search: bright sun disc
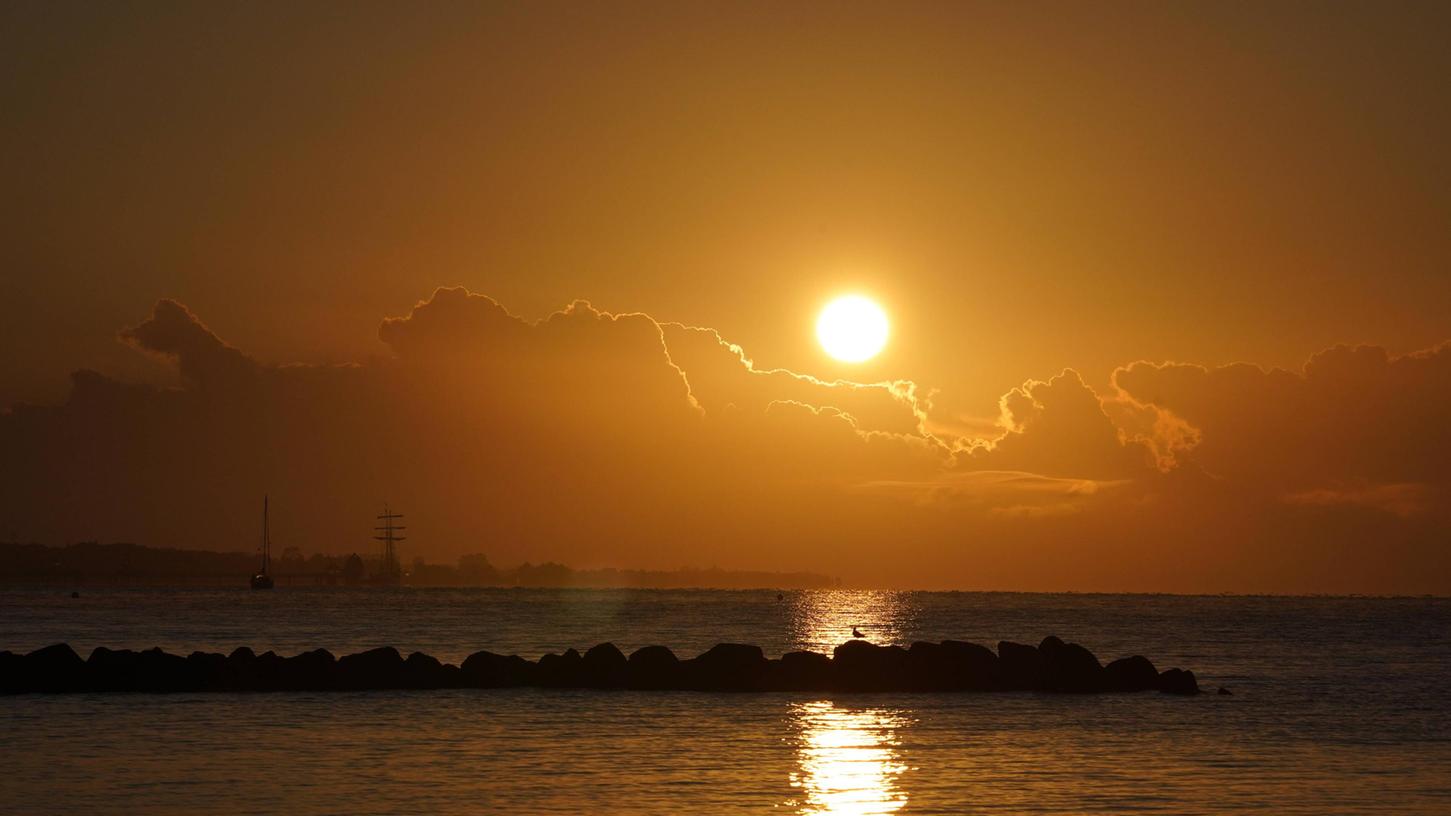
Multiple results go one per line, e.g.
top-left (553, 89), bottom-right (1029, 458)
top-left (816, 295), bottom-right (889, 362)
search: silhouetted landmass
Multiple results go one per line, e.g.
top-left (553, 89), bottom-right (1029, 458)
top-left (0, 636), bottom-right (1201, 695)
top-left (0, 542), bottom-right (836, 589)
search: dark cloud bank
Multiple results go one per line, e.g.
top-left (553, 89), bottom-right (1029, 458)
top-left (2, 287), bottom-right (1447, 593)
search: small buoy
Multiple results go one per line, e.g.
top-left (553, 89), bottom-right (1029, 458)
top-left (776, 593), bottom-right (783, 602)
top-left (70, 591), bottom-right (80, 599)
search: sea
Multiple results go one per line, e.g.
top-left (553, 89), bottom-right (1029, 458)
top-left (1, 588), bottom-right (1448, 814)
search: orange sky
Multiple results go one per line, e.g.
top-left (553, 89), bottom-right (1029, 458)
top-left (2, 3), bottom-right (1448, 592)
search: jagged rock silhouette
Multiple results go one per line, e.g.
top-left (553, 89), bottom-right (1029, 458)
top-left (0, 637), bottom-right (1201, 695)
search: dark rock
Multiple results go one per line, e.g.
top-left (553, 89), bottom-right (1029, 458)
top-left (133, 647), bottom-right (193, 692)
top-left (224, 646), bottom-right (259, 690)
top-left (579, 643), bottom-right (628, 689)
top-left (696, 643), bottom-right (765, 666)
top-left (1218, 686), bottom-right (1232, 696)
top-left (908, 640), bottom-right (997, 691)
top-left (253, 650), bottom-right (286, 690)
top-left (941, 641), bottom-right (999, 681)
top-left (86, 644), bottom-right (194, 688)
top-left (626, 646), bottom-right (680, 690)
top-left (833, 640), bottom-right (910, 691)
top-left (683, 643), bottom-right (769, 691)
top-left (21, 643), bottom-right (87, 693)
top-left (536, 649), bottom-right (582, 687)
top-left (337, 647), bottom-right (405, 690)
top-left (460, 649), bottom-right (536, 688)
top-left (1103, 655), bottom-right (1159, 692)
top-left (187, 651), bottom-right (229, 691)
top-left (280, 648), bottom-right (336, 691)
top-left (87, 647), bottom-right (141, 691)
top-left (403, 651), bottom-right (454, 689)
top-left (1043, 641), bottom-right (1104, 693)
top-left (773, 650), bottom-right (832, 691)
top-left (905, 641), bottom-right (946, 690)
top-left (1, 637), bottom-right (1202, 696)
top-left (0, 650), bottom-right (20, 694)
top-left (1157, 668), bottom-right (1200, 695)
top-left (223, 644), bottom-right (264, 688)
top-left (1038, 635), bottom-right (1067, 657)
top-left (627, 645), bottom-right (678, 667)
top-left (996, 641), bottom-right (1046, 690)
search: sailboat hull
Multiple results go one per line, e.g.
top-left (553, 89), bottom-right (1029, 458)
top-left (250, 573), bottom-right (274, 590)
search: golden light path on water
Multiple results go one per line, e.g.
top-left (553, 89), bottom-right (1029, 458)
top-left (784, 590), bottom-right (917, 814)
top-left (786, 590), bottom-right (916, 653)
top-left (788, 701), bottom-right (912, 815)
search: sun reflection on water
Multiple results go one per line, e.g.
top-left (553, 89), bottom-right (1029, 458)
top-left (788, 701), bottom-right (911, 815)
top-left (787, 589), bottom-right (917, 653)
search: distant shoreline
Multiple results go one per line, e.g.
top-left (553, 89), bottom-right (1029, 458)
top-left (0, 541), bottom-right (838, 591)
top-left (4, 542), bottom-right (1446, 598)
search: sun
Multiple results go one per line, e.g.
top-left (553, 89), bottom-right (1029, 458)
top-left (816, 295), bottom-right (889, 363)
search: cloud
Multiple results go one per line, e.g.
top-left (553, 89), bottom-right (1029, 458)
top-left (118, 299), bottom-right (258, 387)
top-left (858, 470), bottom-right (1127, 516)
top-left (0, 288), bottom-right (949, 572)
top-left (2, 288), bottom-right (1449, 593)
top-left (377, 286), bottom-right (529, 359)
top-left (961, 369), bottom-right (1153, 480)
top-left (1112, 342), bottom-right (1451, 492)
top-left (378, 287), bottom-right (701, 427)
top-left (1284, 482), bottom-right (1441, 519)
top-left (659, 322), bottom-right (930, 436)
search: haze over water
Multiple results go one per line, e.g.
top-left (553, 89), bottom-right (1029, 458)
top-left (4, 588), bottom-right (1448, 814)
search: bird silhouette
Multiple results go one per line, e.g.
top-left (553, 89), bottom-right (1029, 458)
top-left (852, 626), bottom-right (864, 638)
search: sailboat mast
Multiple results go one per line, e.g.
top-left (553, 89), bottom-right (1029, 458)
top-left (262, 494), bottom-right (270, 574)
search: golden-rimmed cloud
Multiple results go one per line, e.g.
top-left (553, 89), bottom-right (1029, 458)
top-left (1112, 342), bottom-right (1451, 506)
top-left (2, 287), bottom-right (1448, 592)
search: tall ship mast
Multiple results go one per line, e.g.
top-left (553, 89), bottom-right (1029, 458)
top-left (371, 504), bottom-right (405, 586)
top-left (250, 495), bottom-right (275, 590)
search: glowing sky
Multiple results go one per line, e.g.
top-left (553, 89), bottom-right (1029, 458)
top-left (1, 3), bottom-right (1448, 592)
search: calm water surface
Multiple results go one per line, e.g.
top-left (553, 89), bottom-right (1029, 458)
top-left (2, 588), bottom-right (1448, 814)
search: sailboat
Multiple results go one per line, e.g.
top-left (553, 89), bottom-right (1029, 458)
top-left (250, 495), bottom-right (275, 590)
